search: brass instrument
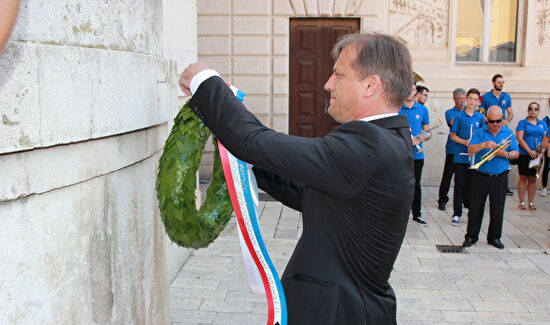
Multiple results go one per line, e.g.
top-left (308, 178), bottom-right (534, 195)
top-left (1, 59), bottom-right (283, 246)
top-left (416, 102), bottom-right (443, 153)
top-left (427, 101), bottom-right (444, 132)
top-left (458, 124), bottom-right (476, 169)
top-left (476, 106), bottom-right (486, 115)
top-left (535, 142), bottom-right (544, 178)
top-left (471, 133), bottom-right (515, 170)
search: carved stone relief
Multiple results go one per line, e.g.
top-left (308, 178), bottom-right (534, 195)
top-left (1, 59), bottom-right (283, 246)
top-left (390, 0), bottom-right (449, 48)
top-left (537, 0), bottom-right (550, 46)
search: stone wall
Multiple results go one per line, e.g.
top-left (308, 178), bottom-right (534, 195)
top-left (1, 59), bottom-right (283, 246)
top-left (197, 0), bottom-right (550, 186)
top-left (0, 0), bottom-right (193, 324)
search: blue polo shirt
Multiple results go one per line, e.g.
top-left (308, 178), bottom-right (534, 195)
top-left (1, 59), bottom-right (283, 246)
top-left (399, 102), bottom-right (429, 160)
top-left (444, 107), bottom-right (463, 155)
top-left (450, 110), bottom-right (485, 164)
top-left (515, 118), bottom-right (548, 155)
top-left (470, 126), bottom-right (519, 175)
top-left (480, 90), bottom-right (512, 118)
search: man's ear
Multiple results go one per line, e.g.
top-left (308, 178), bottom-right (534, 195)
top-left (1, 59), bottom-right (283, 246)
top-left (364, 75), bottom-right (381, 98)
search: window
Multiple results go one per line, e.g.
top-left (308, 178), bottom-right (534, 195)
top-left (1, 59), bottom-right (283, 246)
top-left (455, 0), bottom-right (521, 63)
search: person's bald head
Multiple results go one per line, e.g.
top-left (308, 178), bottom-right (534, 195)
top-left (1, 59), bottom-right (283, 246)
top-left (487, 106), bottom-right (503, 120)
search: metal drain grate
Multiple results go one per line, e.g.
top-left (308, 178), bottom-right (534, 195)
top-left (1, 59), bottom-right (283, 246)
top-left (436, 245), bottom-right (466, 253)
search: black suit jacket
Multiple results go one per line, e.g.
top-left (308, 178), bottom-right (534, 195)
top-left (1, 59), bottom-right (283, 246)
top-left (189, 76), bottom-right (414, 325)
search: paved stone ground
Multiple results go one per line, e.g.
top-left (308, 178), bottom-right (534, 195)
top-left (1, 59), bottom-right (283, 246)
top-left (170, 187), bottom-right (550, 325)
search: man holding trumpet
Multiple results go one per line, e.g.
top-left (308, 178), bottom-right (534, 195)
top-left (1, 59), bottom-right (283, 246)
top-left (463, 106), bottom-right (519, 249)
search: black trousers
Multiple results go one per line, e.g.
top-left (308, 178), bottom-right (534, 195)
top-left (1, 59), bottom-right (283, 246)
top-left (465, 171), bottom-right (508, 242)
top-left (412, 159), bottom-right (424, 218)
top-left (438, 154), bottom-right (455, 204)
top-left (453, 163), bottom-right (471, 217)
top-left (543, 154), bottom-right (549, 188)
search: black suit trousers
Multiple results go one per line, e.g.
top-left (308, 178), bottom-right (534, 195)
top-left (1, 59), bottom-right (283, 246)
top-left (412, 159), bottom-right (424, 218)
top-left (453, 163), bottom-right (471, 217)
top-left (438, 154), bottom-right (455, 204)
top-left (466, 171), bottom-right (507, 242)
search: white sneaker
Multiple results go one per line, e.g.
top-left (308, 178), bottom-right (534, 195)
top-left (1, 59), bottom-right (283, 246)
top-left (540, 188), bottom-right (547, 197)
top-left (451, 216), bottom-right (460, 226)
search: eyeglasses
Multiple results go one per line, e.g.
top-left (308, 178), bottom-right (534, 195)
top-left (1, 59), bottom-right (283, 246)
top-left (528, 107), bottom-right (540, 111)
top-left (488, 119), bottom-right (502, 124)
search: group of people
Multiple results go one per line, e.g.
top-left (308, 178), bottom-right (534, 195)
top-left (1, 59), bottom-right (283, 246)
top-left (406, 73), bottom-right (550, 249)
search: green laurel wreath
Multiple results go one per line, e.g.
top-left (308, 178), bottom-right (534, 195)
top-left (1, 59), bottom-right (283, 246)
top-left (156, 101), bottom-right (233, 249)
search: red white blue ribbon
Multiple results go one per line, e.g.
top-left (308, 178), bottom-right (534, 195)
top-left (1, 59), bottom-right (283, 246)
top-left (218, 83), bottom-right (287, 325)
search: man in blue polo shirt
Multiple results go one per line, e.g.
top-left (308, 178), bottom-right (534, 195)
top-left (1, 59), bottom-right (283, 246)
top-left (480, 74), bottom-right (513, 124)
top-left (463, 106), bottom-right (519, 249)
top-left (449, 88), bottom-right (485, 225)
top-left (480, 73), bottom-right (515, 196)
top-left (437, 88), bottom-right (466, 211)
top-left (399, 85), bottom-right (430, 225)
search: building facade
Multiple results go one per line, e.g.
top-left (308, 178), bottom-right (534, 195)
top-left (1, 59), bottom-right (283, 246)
top-left (197, 0), bottom-right (550, 186)
top-left (0, 0), bottom-right (196, 324)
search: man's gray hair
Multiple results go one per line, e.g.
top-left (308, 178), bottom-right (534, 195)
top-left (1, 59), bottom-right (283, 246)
top-left (331, 32), bottom-right (414, 108)
top-left (452, 88), bottom-right (466, 99)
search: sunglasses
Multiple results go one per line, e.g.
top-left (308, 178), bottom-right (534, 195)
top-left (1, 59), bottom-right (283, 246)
top-left (528, 107), bottom-right (540, 111)
top-left (488, 119), bottom-right (502, 124)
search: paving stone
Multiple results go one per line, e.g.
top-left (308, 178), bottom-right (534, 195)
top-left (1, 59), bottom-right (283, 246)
top-left (470, 300), bottom-right (528, 313)
top-left (171, 287), bottom-right (227, 301)
top-left (403, 278), bottom-right (460, 290)
top-left (170, 297), bottom-right (202, 311)
top-left (394, 288), bottom-right (444, 299)
top-left (397, 309), bottom-right (446, 321)
top-left (171, 309), bottom-right (216, 323)
top-left (171, 278), bottom-right (220, 290)
top-left (225, 290), bottom-right (265, 303)
top-left (199, 300), bottom-right (254, 313)
top-left (212, 312), bottom-right (265, 324)
top-left (420, 299), bottom-right (474, 311)
top-left (513, 312), bottom-right (550, 324)
top-left (442, 311), bottom-right (519, 323)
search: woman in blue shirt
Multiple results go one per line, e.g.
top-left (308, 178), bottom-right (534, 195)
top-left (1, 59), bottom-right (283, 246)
top-left (515, 102), bottom-right (547, 210)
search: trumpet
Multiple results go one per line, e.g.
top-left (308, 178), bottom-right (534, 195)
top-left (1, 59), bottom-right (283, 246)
top-left (535, 142), bottom-right (545, 178)
top-left (458, 124), bottom-right (476, 169)
top-left (471, 133), bottom-right (515, 170)
top-left (476, 106), bottom-right (486, 115)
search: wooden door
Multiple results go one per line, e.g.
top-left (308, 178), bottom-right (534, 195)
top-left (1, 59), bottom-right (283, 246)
top-left (289, 18), bottom-right (360, 137)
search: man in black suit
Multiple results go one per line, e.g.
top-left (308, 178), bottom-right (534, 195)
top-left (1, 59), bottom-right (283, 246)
top-left (179, 33), bottom-right (414, 325)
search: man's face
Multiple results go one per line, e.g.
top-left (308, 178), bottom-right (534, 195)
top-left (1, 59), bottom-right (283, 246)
top-left (487, 110), bottom-right (503, 133)
top-left (324, 46), bottom-right (368, 123)
top-left (454, 94), bottom-right (466, 109)
top-left (466, 93), bottom-right (479, 109)
top-left (417, 90), bottom-right (429, 104)
top-left (492, 77), bottom-right (505, 91)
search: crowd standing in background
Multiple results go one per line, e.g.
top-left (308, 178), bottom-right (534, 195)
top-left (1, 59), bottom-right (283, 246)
top-left (408, 73), bottom-right (550, 248)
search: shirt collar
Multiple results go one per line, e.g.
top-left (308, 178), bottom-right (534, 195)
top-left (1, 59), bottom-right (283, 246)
top-left (358, 113), bottom-right (398, 122)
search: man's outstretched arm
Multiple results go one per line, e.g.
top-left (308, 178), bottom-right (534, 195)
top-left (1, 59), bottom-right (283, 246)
top-left (0, 0), bottom-right (20, 53)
